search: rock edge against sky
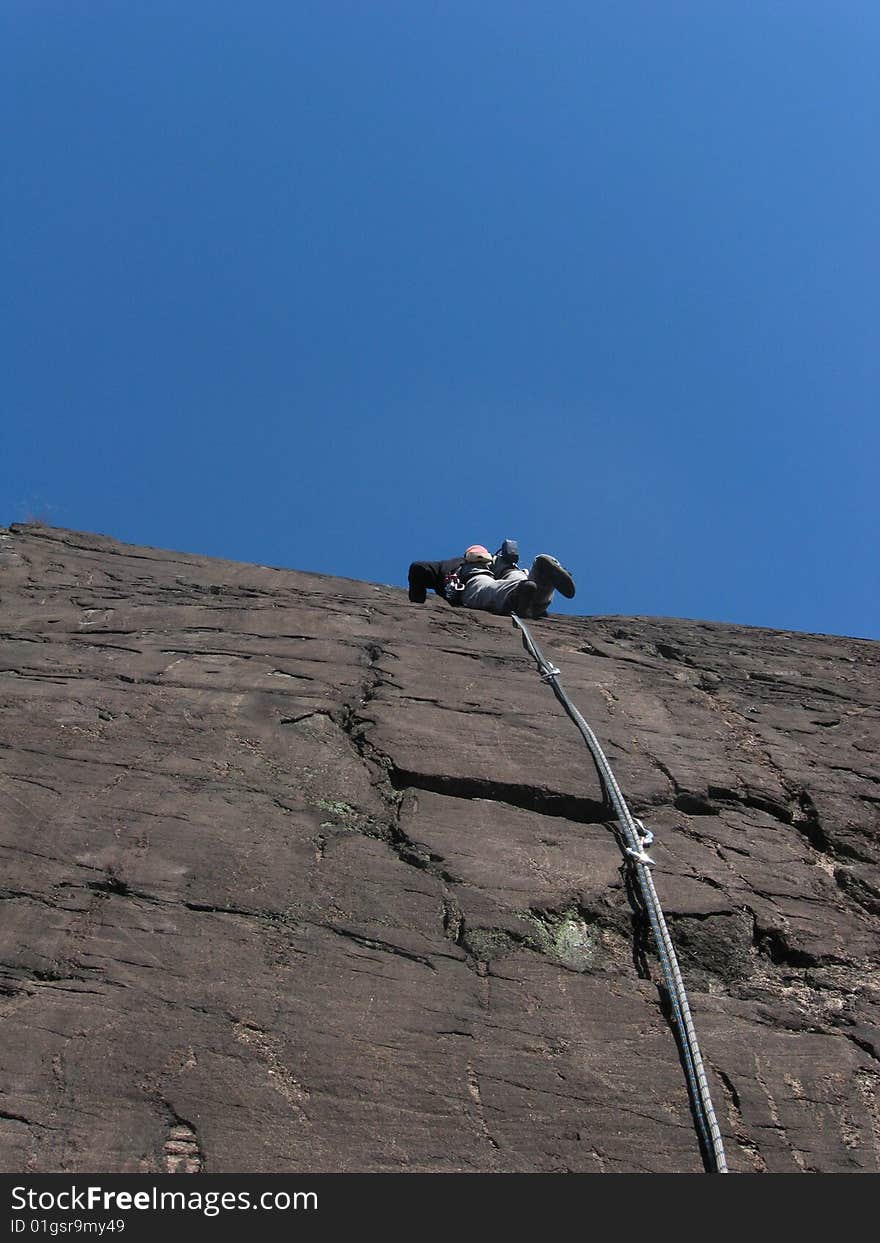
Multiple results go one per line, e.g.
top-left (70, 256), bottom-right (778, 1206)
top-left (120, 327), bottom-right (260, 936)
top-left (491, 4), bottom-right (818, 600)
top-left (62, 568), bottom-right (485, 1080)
top-left (0, 524), bottom-right (878, 1172)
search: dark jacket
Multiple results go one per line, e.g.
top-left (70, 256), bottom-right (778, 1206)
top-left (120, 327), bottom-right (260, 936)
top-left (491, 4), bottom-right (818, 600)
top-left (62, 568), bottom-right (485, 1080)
top-left (407, 557), bottom-right (467, 604)
top-left (409, 542), bottom-right (516, 604)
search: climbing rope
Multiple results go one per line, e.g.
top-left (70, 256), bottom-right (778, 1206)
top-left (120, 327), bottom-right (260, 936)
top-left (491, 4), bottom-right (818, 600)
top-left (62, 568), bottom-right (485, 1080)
top-left (511, 614), bottom-right (729, 1174)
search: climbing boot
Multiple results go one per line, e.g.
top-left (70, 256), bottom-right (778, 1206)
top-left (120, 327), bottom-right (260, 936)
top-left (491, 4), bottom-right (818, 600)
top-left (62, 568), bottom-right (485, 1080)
top-left (509, 579), bottom-right (538, 616)
top-left (493, 539), bottom-right (520, 578)
top-left (532, 554), bottom-right (575, 599)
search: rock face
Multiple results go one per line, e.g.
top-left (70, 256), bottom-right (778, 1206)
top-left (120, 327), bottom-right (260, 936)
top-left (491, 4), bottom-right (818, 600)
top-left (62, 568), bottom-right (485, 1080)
top-left (0, 523), bottom-right (878, 1174)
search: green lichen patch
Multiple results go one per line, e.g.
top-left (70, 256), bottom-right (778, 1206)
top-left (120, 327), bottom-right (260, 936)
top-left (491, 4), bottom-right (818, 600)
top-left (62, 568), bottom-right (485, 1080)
top-left (316, 799), bottom-right (357, 819)
top-left (460, 927), bottom-right (527, 962)
top-left (528, 906), bottom-right (603, 972)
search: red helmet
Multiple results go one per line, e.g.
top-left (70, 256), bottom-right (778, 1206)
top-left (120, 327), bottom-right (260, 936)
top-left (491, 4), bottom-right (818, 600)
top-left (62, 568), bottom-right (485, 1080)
top-left (464, 545), bottom-right (493, 564)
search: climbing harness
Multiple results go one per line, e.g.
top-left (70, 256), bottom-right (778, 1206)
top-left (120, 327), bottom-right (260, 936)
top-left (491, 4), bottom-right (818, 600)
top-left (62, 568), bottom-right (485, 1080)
top-left (442, 568), bottom-right (466, 605)
top-left (511, 614), bottom-right (729, 1174)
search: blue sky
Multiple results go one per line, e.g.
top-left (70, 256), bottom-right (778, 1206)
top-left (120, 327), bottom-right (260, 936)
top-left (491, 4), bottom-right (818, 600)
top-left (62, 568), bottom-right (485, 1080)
top-left (2, 2), bottom-right (877, 638)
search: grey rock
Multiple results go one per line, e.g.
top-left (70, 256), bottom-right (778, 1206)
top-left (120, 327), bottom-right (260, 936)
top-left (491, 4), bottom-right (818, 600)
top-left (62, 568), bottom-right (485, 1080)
top-left (0, 524), bottom-right (878, 1173)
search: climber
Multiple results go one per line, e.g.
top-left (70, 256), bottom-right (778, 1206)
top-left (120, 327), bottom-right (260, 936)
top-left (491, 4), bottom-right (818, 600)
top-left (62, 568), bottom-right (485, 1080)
top-left (407, 539), bottom-right (575, 619)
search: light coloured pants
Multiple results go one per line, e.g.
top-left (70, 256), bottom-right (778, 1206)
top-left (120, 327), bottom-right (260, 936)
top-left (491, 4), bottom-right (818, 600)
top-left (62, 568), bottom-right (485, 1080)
top-left (460, 567), bottom-right (554, 615)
